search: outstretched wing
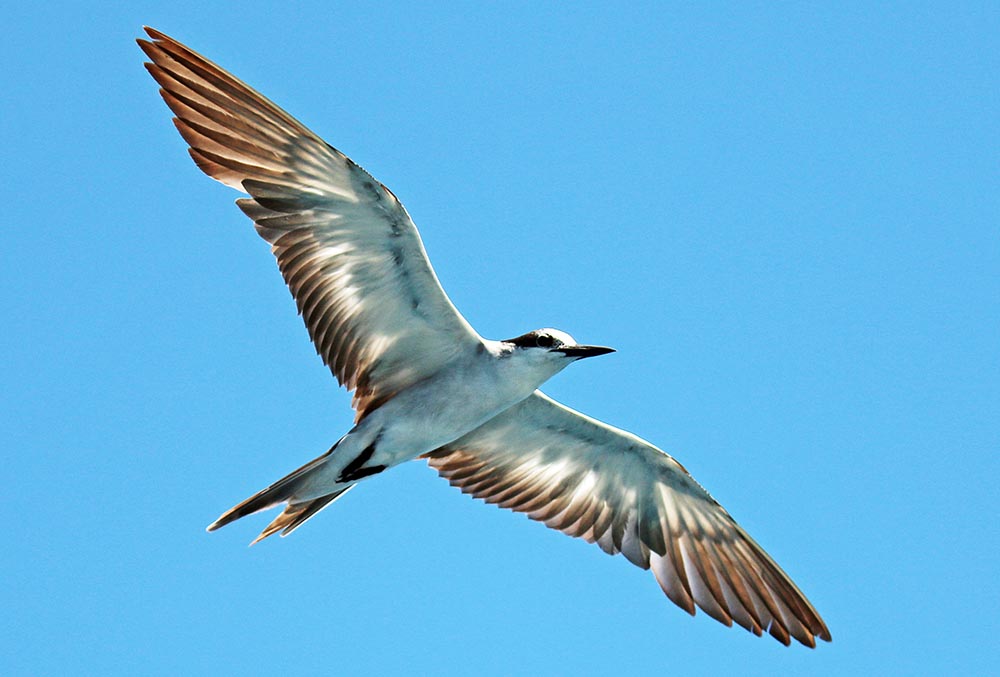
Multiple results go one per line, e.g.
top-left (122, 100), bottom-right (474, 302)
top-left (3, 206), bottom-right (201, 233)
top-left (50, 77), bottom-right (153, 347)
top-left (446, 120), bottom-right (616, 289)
top-left (138, 28), bottom-right (482, 419)
top-left (426, 392), bottom-right (831, 647)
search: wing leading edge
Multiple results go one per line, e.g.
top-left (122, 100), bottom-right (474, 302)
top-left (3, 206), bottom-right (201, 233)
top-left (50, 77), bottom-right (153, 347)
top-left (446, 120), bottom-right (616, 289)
top-left (426, 392), bottom-right (831, 646)
top-left (138, 28), bottom-right (482, 420)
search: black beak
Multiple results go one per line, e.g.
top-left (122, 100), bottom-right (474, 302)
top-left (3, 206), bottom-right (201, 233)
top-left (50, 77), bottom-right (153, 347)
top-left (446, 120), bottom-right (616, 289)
top-left (556, 345), bottom-right (616, 359)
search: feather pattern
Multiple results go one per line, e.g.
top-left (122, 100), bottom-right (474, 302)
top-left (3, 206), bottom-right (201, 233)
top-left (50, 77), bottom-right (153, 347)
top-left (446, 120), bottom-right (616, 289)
top-left (426, 392), bottom-right (831, 647)
top-left (138, 27), bottom-right (482, 420)
top-left (139, 29), bottom-right (830, 647)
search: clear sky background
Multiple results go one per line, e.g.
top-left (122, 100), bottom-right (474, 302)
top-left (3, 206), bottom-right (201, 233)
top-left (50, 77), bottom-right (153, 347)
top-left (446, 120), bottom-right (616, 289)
top-left (3, 2), bottom-right (998, 675)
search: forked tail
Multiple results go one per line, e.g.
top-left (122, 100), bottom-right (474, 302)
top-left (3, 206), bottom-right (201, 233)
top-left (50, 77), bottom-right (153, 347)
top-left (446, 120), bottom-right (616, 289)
top-left (207, 440), bottom-right (355, 544)
top-left (247, 485), bottom-right (354, 544)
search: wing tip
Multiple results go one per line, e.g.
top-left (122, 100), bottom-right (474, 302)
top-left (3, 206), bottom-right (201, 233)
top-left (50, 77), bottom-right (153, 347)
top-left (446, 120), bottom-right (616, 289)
top-left (137, 25), bottom-right (169, 51)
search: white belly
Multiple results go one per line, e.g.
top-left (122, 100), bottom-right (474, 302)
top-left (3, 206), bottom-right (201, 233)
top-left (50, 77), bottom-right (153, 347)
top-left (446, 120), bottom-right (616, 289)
top-left (371, 370), bottom-right (527, 460)
top-left (295, 342), bottom-right (566, 500)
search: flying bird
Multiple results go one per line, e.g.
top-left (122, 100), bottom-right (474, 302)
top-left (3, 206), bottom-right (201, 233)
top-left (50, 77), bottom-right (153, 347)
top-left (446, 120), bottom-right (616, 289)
top-left (138, 27), bottom-right (831, 647)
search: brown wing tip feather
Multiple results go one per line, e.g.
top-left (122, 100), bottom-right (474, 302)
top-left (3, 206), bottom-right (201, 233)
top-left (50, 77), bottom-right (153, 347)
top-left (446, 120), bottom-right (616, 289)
top-left (141, 26), bottom-right (179, 47)
top-left (428, 448), bottom-right (831, 648)
top-left (136, 27), bottom-right (165, 54)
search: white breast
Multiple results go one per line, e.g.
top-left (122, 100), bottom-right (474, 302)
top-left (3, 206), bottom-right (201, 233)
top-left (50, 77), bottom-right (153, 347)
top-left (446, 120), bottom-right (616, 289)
top-left (371, 342), bottom-right (559, 460)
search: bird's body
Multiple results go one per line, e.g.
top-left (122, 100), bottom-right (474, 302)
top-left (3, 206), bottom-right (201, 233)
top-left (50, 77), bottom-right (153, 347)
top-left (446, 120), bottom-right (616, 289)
top-left (138, 27), bottom-right (831, 647)
top-left (247, 335), bottom-right (584, 508)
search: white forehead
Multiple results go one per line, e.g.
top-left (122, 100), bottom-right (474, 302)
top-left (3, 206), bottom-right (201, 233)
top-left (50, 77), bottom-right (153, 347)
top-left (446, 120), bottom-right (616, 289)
top-left (540, 328), bottom-right (577, 345)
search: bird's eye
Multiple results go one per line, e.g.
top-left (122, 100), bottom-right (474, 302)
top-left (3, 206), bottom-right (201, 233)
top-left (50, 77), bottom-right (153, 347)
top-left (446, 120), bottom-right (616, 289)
top-left (535, 335), bottom-right (555, 349)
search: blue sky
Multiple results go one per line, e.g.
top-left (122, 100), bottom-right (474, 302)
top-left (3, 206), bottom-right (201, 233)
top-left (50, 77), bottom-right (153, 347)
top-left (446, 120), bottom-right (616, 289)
top-left (3, 2), bottom-right (998, 675)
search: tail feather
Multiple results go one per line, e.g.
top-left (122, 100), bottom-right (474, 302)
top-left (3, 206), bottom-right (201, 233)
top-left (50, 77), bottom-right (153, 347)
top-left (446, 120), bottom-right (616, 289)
top-left (250, 485), bottom-right (355, 545)
top-left (207, 437), bottom-right (347, 536)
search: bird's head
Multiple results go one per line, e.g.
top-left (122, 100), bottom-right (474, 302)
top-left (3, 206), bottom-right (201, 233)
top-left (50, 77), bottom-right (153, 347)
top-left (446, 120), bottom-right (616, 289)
top-left (501, 328), bottom-right (615, 370)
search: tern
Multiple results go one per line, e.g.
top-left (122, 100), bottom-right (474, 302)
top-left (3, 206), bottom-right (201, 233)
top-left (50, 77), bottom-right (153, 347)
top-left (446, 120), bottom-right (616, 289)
top-left (138, 27), bottom-right (831, 647)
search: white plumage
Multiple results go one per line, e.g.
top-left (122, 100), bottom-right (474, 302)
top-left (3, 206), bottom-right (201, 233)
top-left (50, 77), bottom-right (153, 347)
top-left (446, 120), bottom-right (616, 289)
top-left (138, 27), bottom-right (830, 647)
